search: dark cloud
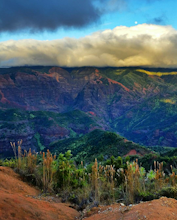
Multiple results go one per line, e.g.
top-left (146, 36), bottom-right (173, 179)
top-left (147, 15), bottom-right (166, 25)
top-left (0, 0), bottom-right (166, 33)
top-left (0, 0), bottom-right (102, 32)
top-left (153, 16), bottom-right (165, 24)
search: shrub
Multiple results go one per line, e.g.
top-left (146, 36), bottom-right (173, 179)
top-left (159, 187), bottom-right (177, 199)
top-left (5, 143), bottom-right (177, 208)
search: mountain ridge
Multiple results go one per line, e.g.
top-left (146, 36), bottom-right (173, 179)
top-left (0, 66), bottom-right (177, 155)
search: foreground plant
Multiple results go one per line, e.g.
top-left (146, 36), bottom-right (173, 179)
top-left (6, 142), bottom-right (177, 207)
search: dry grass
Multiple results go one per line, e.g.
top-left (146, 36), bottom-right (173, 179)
top-left (42, 149), bottom-right (56, 191)
top-left (9, 142), bottom-right (177, 205)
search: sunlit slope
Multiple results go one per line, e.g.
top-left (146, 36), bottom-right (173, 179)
top-left (137, 69), bottom-right (177, 76)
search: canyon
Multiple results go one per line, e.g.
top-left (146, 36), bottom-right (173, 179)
top-left (0, 66), bottom-right (177, 156)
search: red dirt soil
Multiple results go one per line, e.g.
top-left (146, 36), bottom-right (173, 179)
top-left (84, 197), bottom-right (177, 220)
top-left (0, 166), bottom-right (79, 220)
top-left (1, 166), bottom-right (177, 220)
top-left (124, 149), bottom-right (143, 157)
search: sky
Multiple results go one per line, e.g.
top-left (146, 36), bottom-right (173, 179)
top-left (0, 0), bottom-right (177, 68)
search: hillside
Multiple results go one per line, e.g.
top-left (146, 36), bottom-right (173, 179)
top-left (1, 166), bottom-right (177, 220)
top-left (50, 129), bottom-right (150, 162)
top-left (0, 166), bottom-right (79, 220)
top-left (0, 109), bottom-right (104, 158)
top-left (0, 66), bottom-right (177, 153)
top-left (84, 197), bottom-right (177, 220)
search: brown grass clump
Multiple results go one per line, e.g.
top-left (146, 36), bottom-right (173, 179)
top-left (90, 160), bottom-right (116, 203)
top-left (154, 161), bottom-right (165, 190)
top-left (26, 148), bottom-right (37, 173)
top-left (10, 140), bottom-right (23, 169)
top-left (42, 149), bottom-right (56, 192)
top-left (92, 158), bottom-right (98, 200)
top-left (10, 141), bottom-right (17, 160)
top-left (124, 160), bottom-right (146, 204)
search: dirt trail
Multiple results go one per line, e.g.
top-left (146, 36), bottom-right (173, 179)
top-left (0, 166), bottom-right (80, 220)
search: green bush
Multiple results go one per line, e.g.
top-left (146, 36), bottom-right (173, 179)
top-left (159, 187), bottom-right (177, 199)
top-left (3, 147), bottom-right (177, 209)
top-left (3, 159), bottom-right (16, 168)
top-left (0, 159), bottom-right (3, 166)
top-left (135, 191), bottom-right (158, 202)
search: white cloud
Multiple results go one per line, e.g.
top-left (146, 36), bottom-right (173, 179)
top-left (0, 24), bottom-right (177, 68)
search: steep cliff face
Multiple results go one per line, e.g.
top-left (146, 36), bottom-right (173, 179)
top-left (0, 67), bottom-right (133, 114)
top-left (0, 67), bottom-right (74, 111)
top-left (0, 66), bottom-right (177, 154)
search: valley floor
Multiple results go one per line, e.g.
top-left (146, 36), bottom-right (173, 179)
top-left (0, 166), bottom-right (177, 220)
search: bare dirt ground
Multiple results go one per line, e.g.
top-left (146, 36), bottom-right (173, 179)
top-left (0, 166), bottom-right (80, 220)
top-left (124, 149), bottom-right (143, 157)
top-left (84, 197), bottom-right (177, 220)
top-left (1, 166), bottom-right (177, 220)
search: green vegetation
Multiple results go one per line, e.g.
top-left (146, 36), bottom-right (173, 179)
top-left (100, 68), bottom-right (160, 90)
top-left (0, 66), bottom-right (52, 75)
top-left (34, 133), bottom-right (45, 151)
top-left (1, 66), bottom-right (177, 150)
top-left (2, 144), bottom-right (177, 209)
top-left (98, 67), bottom-right (177, 148)
top-left (50, 129), bottom-right (150, 163)
top-left (0, 108), bottom-right (98, 127)
top-left (0, 108), bottom-right (101, 158)
top-left (113, 96), bottom-right (177, 147)
top-left (2, 66), bottom-right (177, 208)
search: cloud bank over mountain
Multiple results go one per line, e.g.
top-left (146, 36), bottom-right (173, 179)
top-left (1, 24), bottom-right (177, 68)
